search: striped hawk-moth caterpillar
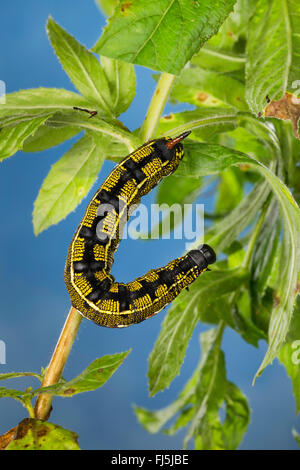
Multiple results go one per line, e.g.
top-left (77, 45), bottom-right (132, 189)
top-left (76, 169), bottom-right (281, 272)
top-left (64, 132), bottom-right (216, 328)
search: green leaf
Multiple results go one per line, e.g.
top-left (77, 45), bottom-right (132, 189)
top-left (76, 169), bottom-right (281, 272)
top-left (157, 174), bottom-right (202, 207)
top-left (207, 181), bottom-right (270, 253)
top-left (156, 108), bottom-right (237, 142)
top-left (93, 0), bottom-right (237, 75)
top-left (171, 67), bottom-right (248, 111)
top-left (148, 269), bottom-right (248, 396)
top-left (47, 110), bottom-right (141, 152)
top-left (101, 56), bottom-right (136, 115)
top-left (245, 0), bottom-right (300, 114)
top-left (186, 328), bottom-right (250, 450)
top-left (23, 124), bottom-right (81, 153)
top-left (47, 17), bottom-right (112, 115)
top-left (141, 326), bottom-right (250, 449)
top-left (175, 141), bottom-right (263, 178)
top-left (0, 88), bottom-right (93, 118)
top-left (33, 132), bottom-right (108, 235)
top-left (0, 113), bottom-right (52, 161)
top-left (5, 418), bottom-right (80, 450)
top-left (178, 140), bottom-right (300, 379)
top-left (95, 0), bottom-right (118, 16)
top-left (192, 47), bottom-right (245, 74)
top-left (215, 167), bottom-right (244, 214)
top-left (141, 174), bottom-right (202, 238)
top-left (252, 171), bottom-right (300, 381)
top-left (214, 381), bottom-right (250, 450)
top-left (0, 387), bottom-right (26, 399)
top-left (33, 350), bottom-right (131, 397)
top-left (250, 200), bottom-right (281, 297)
top-left (278, 297), bottom-right (300, 412)
top-left (134, 366), bottom-right (198, 434)
top-left (191, 0), bottom-right (254, 73)
top-left (0, 372), bottom-right (42, 382)
top-left (218, 126), bottom-right (271, 166)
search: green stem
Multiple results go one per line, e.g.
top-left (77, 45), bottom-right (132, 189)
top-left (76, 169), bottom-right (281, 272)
top-left (22, 397), bottom-right (35, 419)
top-left (139, 72), bottom-right (176, 141)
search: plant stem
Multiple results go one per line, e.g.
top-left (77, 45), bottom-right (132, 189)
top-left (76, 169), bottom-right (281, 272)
top-left (139, 72), bottom-right (176, 141)
top-left (34, 306), bottom-right (82, 420)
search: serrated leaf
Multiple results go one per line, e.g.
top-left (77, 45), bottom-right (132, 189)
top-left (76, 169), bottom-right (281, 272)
top-left (47, 17), bottom-right (112, 115)
top-left (140, 326), bottom-right (250, 450)
top-left (245, 0), bottom-right (300, 114)
top-left (0, 113), bottom-right (52, 161)
top-left (148, 269), bottom-right (248, 396)
top-left (5, 418), bottom-right (80, 450)
top-left (33, 133), bottom-right (108, 235)
top-left (171, 67), bottom-right (247, 111)
top-left (156, 107), bottom-right (237, 142)
top-left (191, 0), bottom-right (254, 73)
top-left (33, 350), bottom-right (131, 397)
top-left (178, 141), bottom-right (300, 379)
top-left (101, 56), bottom-right (136, 115)
top-left (93, 0), bottom-right (237, 75)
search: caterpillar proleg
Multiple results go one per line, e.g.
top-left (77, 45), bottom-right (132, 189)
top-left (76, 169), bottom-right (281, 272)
top-left (64, 132), bottom-right (216, 328)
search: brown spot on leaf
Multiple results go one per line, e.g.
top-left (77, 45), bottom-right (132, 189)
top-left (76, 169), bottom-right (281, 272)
top-left (293, 281), bottom-right (300, 296)
top-left (265, 92), bottom-right (300, 138)
top-left (121, 2), bottom-right (132, 12)
top-left (196, 92), bottom-right (208, 102)
top-left (98, 368), bottom-right (103, 373)
top-left (36, 426), bottom-right (49, 438)
top-left (239, 163), bottom-right (251, 171)
top-left (163, 114), bottom-right (174, 120)
top-left (227, 31), bottom-right (233, 38)
top-left (274, 293), bottom-right (281, 308)
top-left (62, 388), bottom-right (76, 396)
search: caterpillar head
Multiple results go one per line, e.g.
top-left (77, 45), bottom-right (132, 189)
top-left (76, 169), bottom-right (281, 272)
top-left (154, 131), bottom-right (191, 175)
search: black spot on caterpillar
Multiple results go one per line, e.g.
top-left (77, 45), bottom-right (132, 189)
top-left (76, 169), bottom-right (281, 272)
top-left (64, 132), bottom-right (216, 328)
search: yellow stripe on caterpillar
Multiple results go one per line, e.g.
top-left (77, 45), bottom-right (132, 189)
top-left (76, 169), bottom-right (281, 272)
top-left (64, 132), bottom-right (216, 328)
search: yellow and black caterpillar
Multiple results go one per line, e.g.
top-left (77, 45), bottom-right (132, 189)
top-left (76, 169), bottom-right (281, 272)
top-left (64, 132), bottom-right (216, 328)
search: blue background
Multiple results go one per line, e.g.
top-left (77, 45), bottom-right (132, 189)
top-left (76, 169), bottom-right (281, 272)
top-left (0, 0), bottom-right (299, 450)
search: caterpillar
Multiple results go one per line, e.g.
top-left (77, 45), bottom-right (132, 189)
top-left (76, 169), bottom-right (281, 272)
top-left (64, 132), bottom-right (216, 328)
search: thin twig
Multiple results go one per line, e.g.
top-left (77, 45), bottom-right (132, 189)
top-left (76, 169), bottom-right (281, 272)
top-left (34, 306), bottom-right (82, 420)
